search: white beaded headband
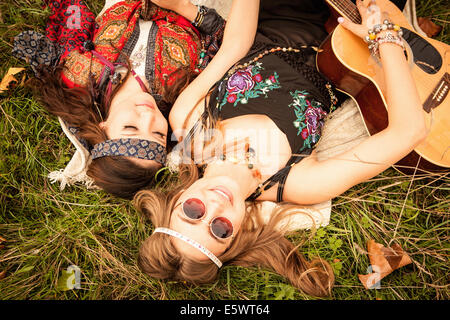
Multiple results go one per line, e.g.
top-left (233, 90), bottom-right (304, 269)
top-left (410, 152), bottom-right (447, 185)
top-left (153, 227), bottom-right (223, 268)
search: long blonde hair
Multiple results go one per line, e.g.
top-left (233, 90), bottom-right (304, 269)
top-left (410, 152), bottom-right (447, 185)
top-left (134, 163), bottom-right (335, 297)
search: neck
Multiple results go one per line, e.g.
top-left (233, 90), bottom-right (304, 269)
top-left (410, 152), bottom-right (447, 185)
top-left (117, 69), bottom-right (149, 95)
top-left (327, 0), bottom-right (361, 24)
top-left (203, 160), bottom-right (260, 199)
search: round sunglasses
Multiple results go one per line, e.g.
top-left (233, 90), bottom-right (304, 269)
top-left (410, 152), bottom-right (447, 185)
top-left (181, 198), bottom-right (234, 240)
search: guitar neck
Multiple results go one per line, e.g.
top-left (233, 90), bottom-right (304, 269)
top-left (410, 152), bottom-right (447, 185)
top-left (327, 0), bottom-right (362, 24)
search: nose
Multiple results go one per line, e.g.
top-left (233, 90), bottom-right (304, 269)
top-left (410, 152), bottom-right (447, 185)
top-left (137, 105), bottom-right (155, 131)
top-left (203, 191), bottom-right (227, 217)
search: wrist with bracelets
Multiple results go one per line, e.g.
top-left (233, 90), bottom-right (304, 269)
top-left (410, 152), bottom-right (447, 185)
top-left (365, 19), bottom-right (405, 59)
top-left (192, 5), bottom-right (207, 28)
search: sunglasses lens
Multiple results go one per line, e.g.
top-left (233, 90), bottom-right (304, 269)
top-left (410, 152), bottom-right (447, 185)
top-left (182, 198), bottom-right (205, 220)
top-left (211, 217), bottom-right (233, 239)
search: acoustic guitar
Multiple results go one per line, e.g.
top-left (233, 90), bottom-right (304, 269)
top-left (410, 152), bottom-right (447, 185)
top-left (317, 0), bottom-right (450, 174)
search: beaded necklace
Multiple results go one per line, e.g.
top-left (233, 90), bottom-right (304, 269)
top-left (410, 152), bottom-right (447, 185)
top-left (220, 45), bottom-right (338, 107)
top-left (201, 136), bottom-right (262, 181)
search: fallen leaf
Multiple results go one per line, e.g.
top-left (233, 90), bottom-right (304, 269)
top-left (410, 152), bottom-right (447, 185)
top-left (0, 67), bottom-right (26, 93)
top-left (418, 17), bottom-right (442, 38)
top-left (358, 239), bottom-right (412, 290)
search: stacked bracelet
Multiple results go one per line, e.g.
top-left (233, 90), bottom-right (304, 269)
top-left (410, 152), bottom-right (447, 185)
top-left (365, 19), bottom-right (405, 58)
top-left (365, 19), bottom-right (403, 42)
top-left (192, 5), bottom-right (207, 28)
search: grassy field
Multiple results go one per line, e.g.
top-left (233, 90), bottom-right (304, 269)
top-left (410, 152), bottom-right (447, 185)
top-left (0, 0), bottom-right (448, 300)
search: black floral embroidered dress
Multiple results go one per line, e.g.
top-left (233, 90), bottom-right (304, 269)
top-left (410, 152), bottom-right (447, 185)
top-left (208, 0), bottom-right (339, 155)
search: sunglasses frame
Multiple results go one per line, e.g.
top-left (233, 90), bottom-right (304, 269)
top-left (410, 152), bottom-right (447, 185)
top-left (181, 198), bottom-right (235, 240)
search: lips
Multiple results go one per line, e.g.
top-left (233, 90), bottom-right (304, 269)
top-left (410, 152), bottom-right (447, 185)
top-left (210, 186), bottom-right (234, 205)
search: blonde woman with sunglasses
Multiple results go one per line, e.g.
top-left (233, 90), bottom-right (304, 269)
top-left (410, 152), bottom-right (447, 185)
top-left (135, 0), bottom-right (426, 297)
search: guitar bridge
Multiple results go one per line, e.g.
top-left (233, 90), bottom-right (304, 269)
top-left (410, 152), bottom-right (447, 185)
top-left (423, 72), bottom-right (449, 113)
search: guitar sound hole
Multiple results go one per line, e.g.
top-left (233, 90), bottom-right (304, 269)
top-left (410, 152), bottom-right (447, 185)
top-left (401, 27), bottom-right (442, 74)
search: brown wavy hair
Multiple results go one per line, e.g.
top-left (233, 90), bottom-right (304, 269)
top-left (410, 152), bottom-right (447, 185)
top-left (134, 163), bottom-right (335, 298)
top-left (32, 65), bottom-right (194, 199)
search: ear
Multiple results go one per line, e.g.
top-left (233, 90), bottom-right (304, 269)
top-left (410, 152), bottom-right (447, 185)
top-left (99, 121), bottom-right (106, 129)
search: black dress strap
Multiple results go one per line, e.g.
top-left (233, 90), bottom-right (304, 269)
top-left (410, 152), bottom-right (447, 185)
top-left (246, 148), bottom-right (312, 202)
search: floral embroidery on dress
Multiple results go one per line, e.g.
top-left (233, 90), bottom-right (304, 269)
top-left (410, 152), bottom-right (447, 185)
top-left (289, 90), bottom-right (328, 151)
top-left (219, 62), bottom-right (281, 108)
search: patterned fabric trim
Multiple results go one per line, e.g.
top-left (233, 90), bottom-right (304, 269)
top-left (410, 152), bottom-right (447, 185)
top-left (90, 138), bottom-right (167, 164)
top-left (120, 19), bottom-right (140, 62)
top-left (65, 123), bottom-right (90, 151)
top-left (198, 10), bottom-right (226, 72)
top-left (12, 30), bottom-right (62, 76)
top-left (146, 22), bottom-right (158, 94)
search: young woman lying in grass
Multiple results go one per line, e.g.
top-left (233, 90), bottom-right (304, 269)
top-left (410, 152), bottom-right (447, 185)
top-left (13, 0), bottom-right (226, 199)
top-left (134, 0), bottom-right (427, 297)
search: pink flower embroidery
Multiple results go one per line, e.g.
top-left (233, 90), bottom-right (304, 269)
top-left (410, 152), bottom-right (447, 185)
top-left (227, 94), bottom-right (237, 104)
top-left (253, 73), bottom-right (262, 83)
top-left (301, 128), bottom-right (309, 140)
top-left (305, 106), bottom-right (326, 137)
top-left (226, 67), bottom-right (255, 95)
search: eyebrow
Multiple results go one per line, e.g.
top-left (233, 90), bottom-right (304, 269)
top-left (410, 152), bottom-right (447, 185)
top-left (175, 203), bottom-right (227, 245)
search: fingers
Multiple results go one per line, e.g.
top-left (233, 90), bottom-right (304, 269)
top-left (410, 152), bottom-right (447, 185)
top-left (356, 0), bottom-right (367, 21)
top-left (365, 0), bottom-right (382, 28)
top-left (337, 16), bottom-right (367, 39)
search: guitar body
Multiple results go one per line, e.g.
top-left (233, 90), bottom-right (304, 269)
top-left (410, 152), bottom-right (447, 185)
top-left (317, 0), bottom-right (450, 173)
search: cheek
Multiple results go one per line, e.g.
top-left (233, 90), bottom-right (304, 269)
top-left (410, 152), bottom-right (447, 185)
top-left (227, 206), bottom-right (246, 235)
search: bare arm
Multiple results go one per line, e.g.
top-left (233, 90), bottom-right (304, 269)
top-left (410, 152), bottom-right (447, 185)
top-left (150, 0), bottom-right (198, 21)
top-left (169, 0), bottom-right (260, 137)
top-left (281, 0), bottom-right (427, 205)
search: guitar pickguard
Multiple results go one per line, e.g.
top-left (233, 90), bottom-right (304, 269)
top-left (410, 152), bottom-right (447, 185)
top-left (401, 27), bottom-right (443, 74)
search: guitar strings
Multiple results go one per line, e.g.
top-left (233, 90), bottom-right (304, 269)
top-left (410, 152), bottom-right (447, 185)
top-left (330, 0), bottom-right (361, 23)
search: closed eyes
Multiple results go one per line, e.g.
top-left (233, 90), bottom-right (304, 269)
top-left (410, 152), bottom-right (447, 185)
top-left (154, 131), bottom-right (165, 138)
top-left (123, 126), bottom-right (165, 140)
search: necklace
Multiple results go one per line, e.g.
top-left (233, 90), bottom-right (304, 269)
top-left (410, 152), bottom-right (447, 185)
top-left (202, 137), bottom-right (263, 182)
top-left (224, 46), bottom-right (301, 81)
top-left (220, 45), bottom-right (338, 108)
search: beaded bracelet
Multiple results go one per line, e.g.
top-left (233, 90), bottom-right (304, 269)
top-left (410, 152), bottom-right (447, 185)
top-left (365, 19), bottom-right (405, 59)
top-left (369, 31), bottom-right (405, 59)
top-left (365, 19), bottom-right (403, 43)
top-left (192, 5), bottom-right (207, 28)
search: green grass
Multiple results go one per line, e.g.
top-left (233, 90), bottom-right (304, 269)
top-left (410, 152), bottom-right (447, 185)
top-left (0, 0), bottom-right (449, 300)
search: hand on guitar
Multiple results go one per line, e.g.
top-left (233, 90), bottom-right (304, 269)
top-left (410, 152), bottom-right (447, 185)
top-left (337, 0), bottom-right (383, 39)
